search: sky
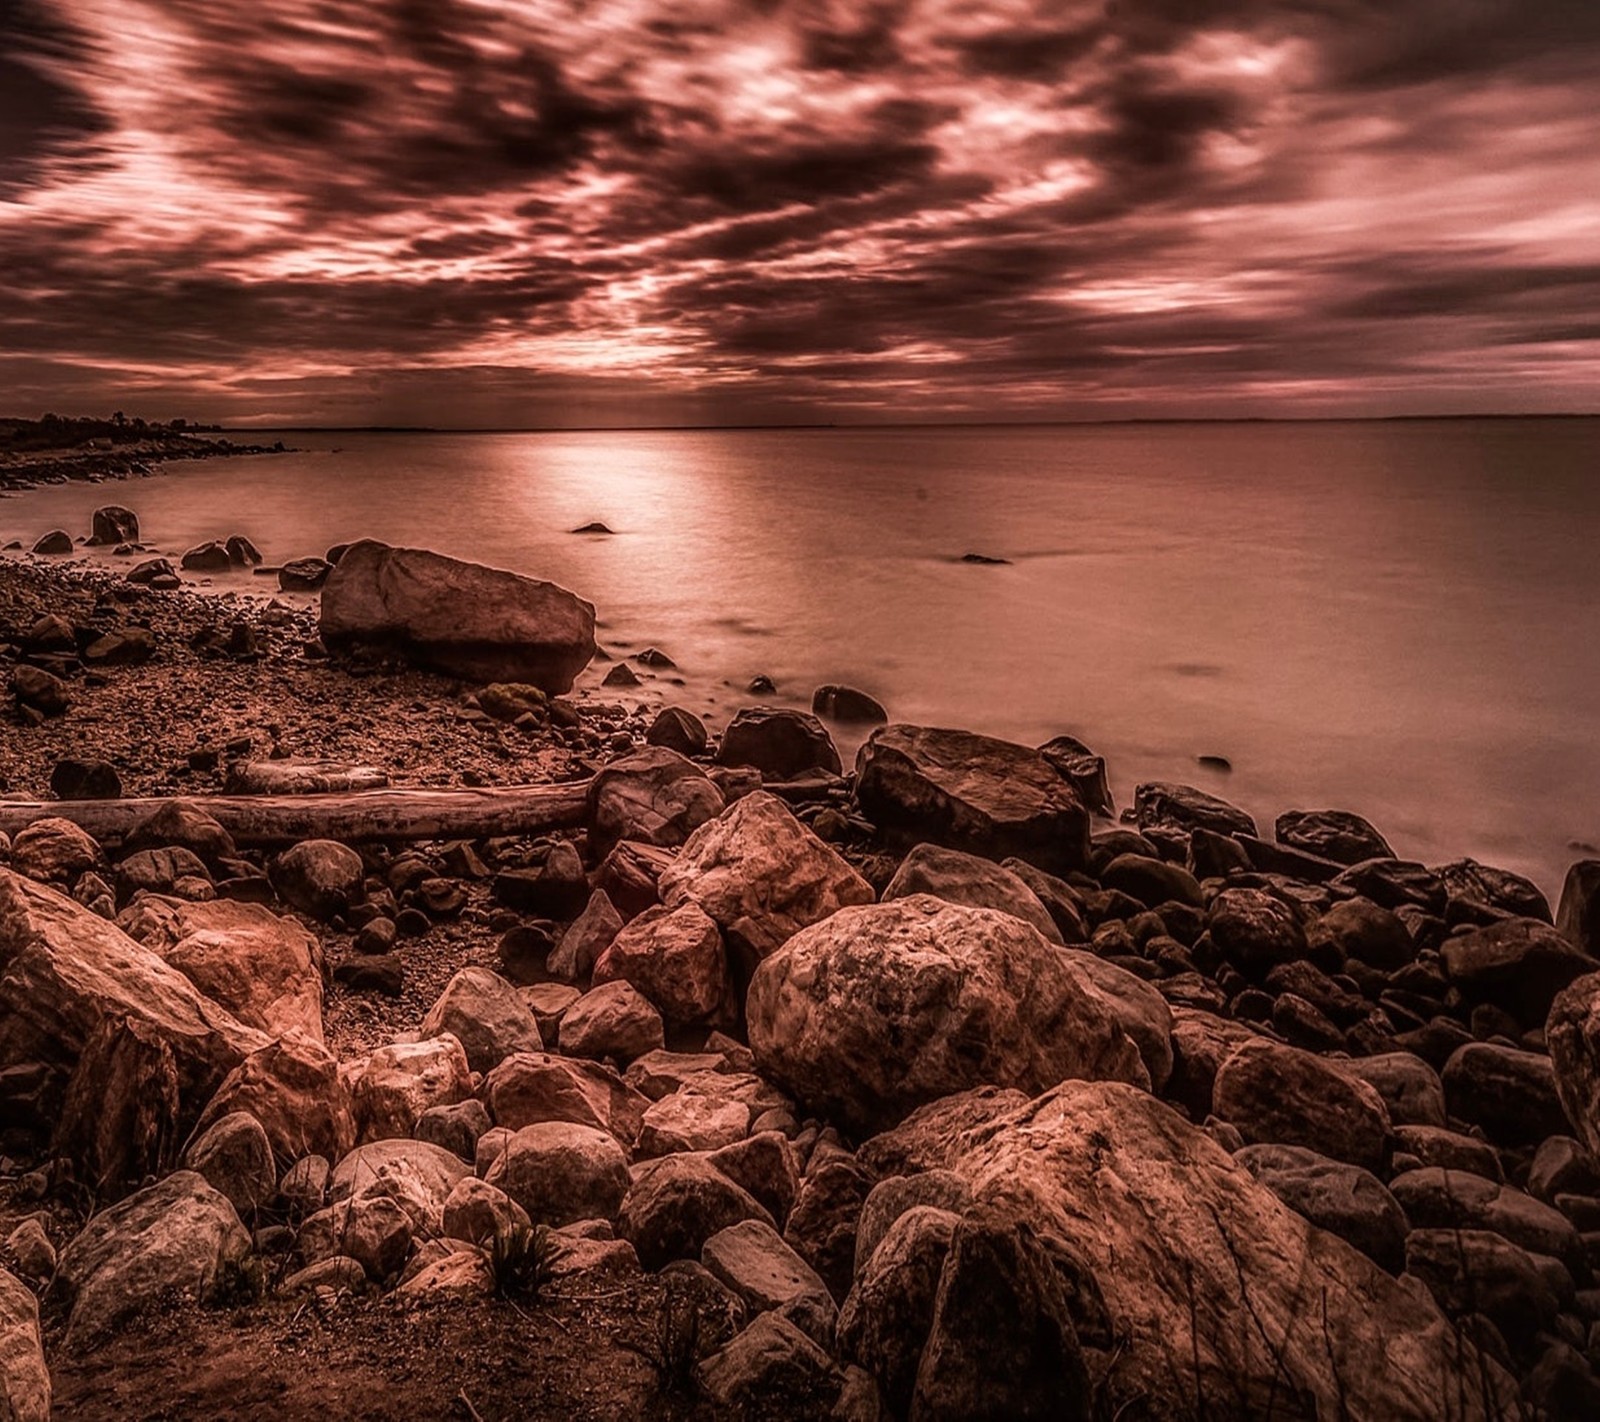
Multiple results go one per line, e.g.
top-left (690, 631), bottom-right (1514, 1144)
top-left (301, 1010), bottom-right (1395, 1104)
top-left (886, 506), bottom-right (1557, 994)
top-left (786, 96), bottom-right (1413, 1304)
top-left (2, 0), bottom-right (1598, 428)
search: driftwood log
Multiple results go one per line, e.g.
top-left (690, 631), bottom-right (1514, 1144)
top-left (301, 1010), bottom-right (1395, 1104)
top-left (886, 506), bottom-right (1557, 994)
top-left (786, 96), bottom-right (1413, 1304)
top-left (0, 781), bottom-right (593, 850)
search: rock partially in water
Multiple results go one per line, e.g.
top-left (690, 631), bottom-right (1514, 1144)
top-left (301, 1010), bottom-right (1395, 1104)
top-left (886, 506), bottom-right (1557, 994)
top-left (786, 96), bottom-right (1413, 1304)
top-left (278, 556), bottom-right (331, 591)
top-left (1558, 860), bottom-right (1600, 956)
top-left (89, 505), bottom-right (139, 546)
top-left (646, 705), bottom-right (709, 756)
top-left (1134, 781), bottom-right (1256, 839)
top-left (716, 706), bottom-right (841, 780)
top-left (1274, 808), bottom-right (1393, 865)
top-left (811, 684), bottom-right (887, 725)
top-left (31, 530), bottom-right (72, 555)
top-left (320, 539), bottom-right (596, 693)
top-left (181, 541), bottom-right (232, 572)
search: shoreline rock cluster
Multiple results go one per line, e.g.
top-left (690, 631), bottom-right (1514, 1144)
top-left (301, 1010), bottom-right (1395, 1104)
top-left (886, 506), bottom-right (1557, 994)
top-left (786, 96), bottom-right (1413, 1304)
top-left (2, 530), bottom-right (1600, 1419)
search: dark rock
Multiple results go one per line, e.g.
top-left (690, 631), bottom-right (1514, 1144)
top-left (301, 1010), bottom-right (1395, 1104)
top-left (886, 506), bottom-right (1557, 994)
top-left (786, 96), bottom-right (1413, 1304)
top-left (1312, 895), bottom-right (1415, 972)
top-left (1558, 861), bottom-right (1600, 957)
top-left (717, 706), bottom-right (842, 780)
top-left (1099, 853), bottom-right (1203, 910)
top-left (592, 839), bottom-right (675, 920)
top-left (1275, 809), bottom-right (1393, 865)
top-left (1235, 1144), bottom-right (1408, 1273)
top-left (699, 1311), bottom-right (842, 1420)
top-left (333, 955), bottom-right (404, 996)
top-left (271, 839), bottom-right (364, 921)
top-left (1390, 1168), bottom-right (1578, 1264)
top-left (602, 662), bottom-right (640, 688)
top-left (999, 859), bottom-right (1090, 943)
top-left (278, 556), bottom-right (331, 591)
top-left (13, 665), bottom-right (70, 716)
top-left (496, 922), bottom-right (555, 981)
top-left (180, 541), bottom-right (232, 572)
top-left (1441, 916), bottom-right (1596, 1026)
top-left (1206, 887), bottom-right (1307, 978)
top-left (619, 1153), bottom-right (775, 1270)
top-left (911, 1210), bottom-right (1090, 1421)
top-left (1441, 1041), bottom-right (1570, 1147)
top-left (1404, 1228), bottom-right (1558, 1354)
top-left (587, 746), bottom-right (724, 857)
top-left (1391, 1124), bottom-right (1502, 1180)
top-left (89, 506), bottom-right (139, 545)
top-left (634, 647), bottom-right (675, 668)
top-left (812, 684), bottom-right (888, 725)
top-left (320, 540), bottom-right (596, 693)
top-left (50, 757), bottom-right (121, 800)
top-left (1547, 973), bottom-right (1600, 1158)
top-left (1234, 834), bottom-right (1345, 884)
top-left (570, 522), bottom-right (614, 534)
top-left (855, 724), bottom-right (1088, 875)
top-left (883, 843), bottom-right (1063, 943)
top-left (32, 530), bottom-right (73, 555)
top-left (1436, 857), bottom-right (1551, 923)
top-left (1134, 782), bottom-right (1255, 838)
top-left (125, 557), bottom-right (174, 585)
top-left (645, 706), bottom-right (709, 756)
top-left (783, 1157), bottom-right (873, 1305)
top-left (1331, 859), bottom-right (1448, 916)
top-left (1034, 735), bottom-right (1113, 818)
top-left (224, 535), bottom-right (262, 566)
top-left (959, 552), bottom-right (1009, 565)
top-left (1345, 1052), bottom-right (1446, 1128)
top-left (747, 674), bottom-right (777, 695)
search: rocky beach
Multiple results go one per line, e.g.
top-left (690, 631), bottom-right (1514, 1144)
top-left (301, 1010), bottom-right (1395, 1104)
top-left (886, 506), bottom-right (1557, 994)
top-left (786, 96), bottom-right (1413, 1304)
top-left (4, 478), bottom-right (1600, 1421)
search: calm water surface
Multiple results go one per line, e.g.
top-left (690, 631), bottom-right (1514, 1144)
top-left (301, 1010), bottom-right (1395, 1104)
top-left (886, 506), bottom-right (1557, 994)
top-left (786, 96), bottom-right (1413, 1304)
top-left (6, 419), bottom-right (1597, 900)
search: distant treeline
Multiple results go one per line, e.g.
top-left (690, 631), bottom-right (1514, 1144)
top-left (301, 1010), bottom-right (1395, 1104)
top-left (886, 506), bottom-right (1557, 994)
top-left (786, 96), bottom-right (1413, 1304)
top-left (0, 412), bottom-right (224, 453)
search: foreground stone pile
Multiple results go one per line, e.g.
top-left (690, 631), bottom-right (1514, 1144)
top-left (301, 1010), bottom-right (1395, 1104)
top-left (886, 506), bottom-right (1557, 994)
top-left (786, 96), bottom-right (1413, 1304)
top-left (4, 693), bottom-right (1600, 1416)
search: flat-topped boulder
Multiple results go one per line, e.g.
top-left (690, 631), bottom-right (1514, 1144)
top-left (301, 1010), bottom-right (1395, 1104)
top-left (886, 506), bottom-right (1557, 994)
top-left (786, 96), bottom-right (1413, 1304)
top-left (1134, 781), bottom-right (1256, 839)
top-left (319, 540), bottom-right (595, 692)
top-left (747, 896), bottom-right (1148, 1134)
top-left (854, 724), bottom-right (1089, 873)
top-left (1274, 809), bottom-right (1393, 865)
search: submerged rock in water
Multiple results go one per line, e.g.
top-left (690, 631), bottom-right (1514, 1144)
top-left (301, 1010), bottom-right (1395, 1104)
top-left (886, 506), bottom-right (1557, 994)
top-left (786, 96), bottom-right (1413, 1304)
top-left (320, 539), bottom-right (596, 692)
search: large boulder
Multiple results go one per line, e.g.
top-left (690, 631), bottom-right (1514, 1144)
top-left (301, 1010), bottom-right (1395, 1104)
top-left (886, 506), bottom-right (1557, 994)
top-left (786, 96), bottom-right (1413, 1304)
top-left (192, 1035), bottom-right (355, 1164)
top-left (117, 894), bottom-right (324, 1044)
top-left (1212, 1038), bottom-right (1392, 1172)
top-left (947, 1081), bottom-right (1513, 1419)
top-left (484, 1122), bottom-right (630, 1227)
top-left (0, 870), bottom-right (268, 1109)
top-left (484, 1050), bottom-right (648, 1144)
top-left (658, 791), bottom-right (873, 966)
top-left (1557, 860), bottom-right (1600, 956)
top-left (49, 1171), bottom-right (252, 1346)
top-left (320, 540), bottom-right (596, 692)
top-left (592, 901), bottom-right (733, 1028)
top-left (747, 896), bottom-right (1147, 1135)
top-left (1274, 809), bottom-right (1392, 865)
top-left (1441, 916), bottom-right (1596, 1026)
top-left (855, 725), bottom-right (1089, 873)
top-left (586, 747), bottom-right (725, 856)
top-left (881, 842), bottom-right (1063, 944)
top-left (89, 504), bottom-right (139, 546)
top-left (419, 966), bottom-right (542, 1073)
top-left (0, 1267), bottom-right (49, 1422)
top-left (715, 707), bottom-right (842, 780)
top-left (1550, 971), bottom-right (1600, 1157)
top-left (351, 1035), bottom-right (473, 1141)
top-left (1206, 887), bottom-right (1307, 978)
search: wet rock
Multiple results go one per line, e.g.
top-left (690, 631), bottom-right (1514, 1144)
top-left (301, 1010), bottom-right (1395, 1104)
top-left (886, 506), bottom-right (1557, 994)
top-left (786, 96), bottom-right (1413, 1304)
top-left (320, 540), bottom-right (596, 693)
top-left (1557, 861), bottom-right (1600, 957)
top-left (587, 746), bottom-right (725, 856)
top-left (181, 541), bottom-right (232, 572)
top-left (1441, 916), bottom-right (1596, 1026)
top-left (278, 556), bottom-right (331, 591)
top-left (485, 1121), bottom-right (631, 1227)
top-left (749, 897), bottom-right (1147, 1135)
top-left (1206, 886), bottom-right (1308, 979)
top-left (1036, 734), bottom-right (1114, 817)
top-left (1100, 852), bottom-right (1204, 910)
top-left (224, 534), bottom-right (261, 566)
top-left (812, 685), bottom-right (888, 725)
top-left (856, 725), bottom-right (1089, 874)
top-left (1275, 809), bottom-right (1393, 865)
top-left (882, 842), bottom-right (1062, 944)
top-left (1437, 857), bottom-right (1551, 923)
top-left (593, 901), bottom-right (732, 1028)
top-left (89, 505), bottom-right (139, 545)
top-left (716, 706), bottom-right (842, 780)
top-left (1331, 858), bottom-right (1448, 916)
top-left (271, 839), bottom-right (364, 921)
top-left (31, 530), bottom-right (72, 555)
top-left (1134, 781), bottom-right (1256, 839)
top-left (645, 705), bottom-right (709, 756)
top-left (998, 859), bottom-right (1091, 943)
top-left (1212, 1038), bottom-right (1392, 1172)
top-left (557, 980), bottom-right (664, 1062)
top-left (125, 556), bottom-right (175, 585)
top-left (49, 1171), bottom-right (252, 1346)
top-left (419, 966), bottom-right (543, 1073)
top-left (602, 662), bottom-right (640, 688)
top-left (659, 790), bottom-right (873, 968)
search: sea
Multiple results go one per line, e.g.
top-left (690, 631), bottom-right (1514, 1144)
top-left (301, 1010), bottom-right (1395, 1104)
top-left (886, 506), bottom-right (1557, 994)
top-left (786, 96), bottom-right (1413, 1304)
top-left (5, 418), bottom-right (1597, 902)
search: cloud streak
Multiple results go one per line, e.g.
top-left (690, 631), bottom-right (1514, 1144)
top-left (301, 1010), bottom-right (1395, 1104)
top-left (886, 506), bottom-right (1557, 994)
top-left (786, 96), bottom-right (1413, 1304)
top-left (0, 0), bottom-right (1596, 424)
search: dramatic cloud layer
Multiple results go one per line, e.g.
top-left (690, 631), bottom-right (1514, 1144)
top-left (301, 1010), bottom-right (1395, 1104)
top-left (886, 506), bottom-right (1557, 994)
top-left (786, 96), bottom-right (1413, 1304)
top-left (2, 0), bottom-right (1597, 424)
